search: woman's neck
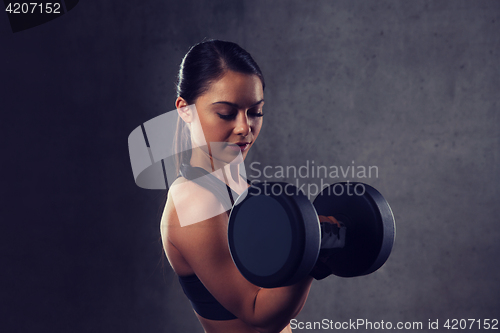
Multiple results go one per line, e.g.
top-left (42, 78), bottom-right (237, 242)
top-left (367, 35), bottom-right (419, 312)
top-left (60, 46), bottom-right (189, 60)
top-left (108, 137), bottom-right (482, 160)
top-left (189, 147), bottom-right (244, 187)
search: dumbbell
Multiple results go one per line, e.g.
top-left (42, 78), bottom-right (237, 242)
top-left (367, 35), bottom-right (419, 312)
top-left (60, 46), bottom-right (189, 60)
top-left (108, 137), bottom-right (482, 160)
top-left (228, 181), bottom-right (395, 288)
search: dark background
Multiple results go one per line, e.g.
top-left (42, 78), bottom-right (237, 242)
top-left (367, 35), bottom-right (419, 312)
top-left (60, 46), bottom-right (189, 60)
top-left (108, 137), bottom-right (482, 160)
top-left (1, 1), bottom-right (499, 332)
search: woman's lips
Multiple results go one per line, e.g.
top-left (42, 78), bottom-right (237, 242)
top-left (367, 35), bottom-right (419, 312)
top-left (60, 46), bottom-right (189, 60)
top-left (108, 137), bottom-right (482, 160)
top-left (227, 142), bottom-right (250, 152)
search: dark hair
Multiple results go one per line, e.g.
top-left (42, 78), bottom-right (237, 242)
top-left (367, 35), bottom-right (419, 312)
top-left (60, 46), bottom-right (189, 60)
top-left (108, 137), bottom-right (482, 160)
top-left (173, 39), bottom-right (265, 174)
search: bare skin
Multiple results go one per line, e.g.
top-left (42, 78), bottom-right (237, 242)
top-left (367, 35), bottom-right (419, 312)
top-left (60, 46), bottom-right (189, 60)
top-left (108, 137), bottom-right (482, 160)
top-left (160, 71), bottom-right (314, 333)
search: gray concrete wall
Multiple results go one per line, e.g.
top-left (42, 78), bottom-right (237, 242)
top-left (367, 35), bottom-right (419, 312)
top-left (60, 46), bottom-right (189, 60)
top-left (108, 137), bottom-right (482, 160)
top-left (1, 1), bottom-right (498, 332)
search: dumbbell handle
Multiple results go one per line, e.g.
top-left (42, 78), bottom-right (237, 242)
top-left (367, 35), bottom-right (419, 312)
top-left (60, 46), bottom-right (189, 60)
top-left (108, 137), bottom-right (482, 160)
top-left (318, 215), bottom-right (346, 250)
top-left (309, 215), bottom-right (346, 280)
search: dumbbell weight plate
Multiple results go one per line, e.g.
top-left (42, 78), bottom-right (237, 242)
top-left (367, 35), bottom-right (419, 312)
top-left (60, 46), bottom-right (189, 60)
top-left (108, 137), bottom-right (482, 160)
top-left (313, 182), bottom-right (395, 277)
top-left (228, 182), bottom-right (321, 288)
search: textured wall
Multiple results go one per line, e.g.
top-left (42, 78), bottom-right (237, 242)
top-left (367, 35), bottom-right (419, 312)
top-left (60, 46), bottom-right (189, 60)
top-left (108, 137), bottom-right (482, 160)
top-left (1, 1), bottom-right (498, 332)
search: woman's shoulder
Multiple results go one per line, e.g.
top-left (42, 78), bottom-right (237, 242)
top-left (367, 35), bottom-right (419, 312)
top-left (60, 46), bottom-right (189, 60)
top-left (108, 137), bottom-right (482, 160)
top-left (168, 175), bottom-right (226, 209)
top-left (163, 176), bottom-right (229, 229)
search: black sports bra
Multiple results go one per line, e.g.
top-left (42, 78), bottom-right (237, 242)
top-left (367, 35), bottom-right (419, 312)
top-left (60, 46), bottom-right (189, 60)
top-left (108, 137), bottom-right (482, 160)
top-left (176, 164), bottom-right (244, 320)
top-left (178, 274), bottom-right (237, 320)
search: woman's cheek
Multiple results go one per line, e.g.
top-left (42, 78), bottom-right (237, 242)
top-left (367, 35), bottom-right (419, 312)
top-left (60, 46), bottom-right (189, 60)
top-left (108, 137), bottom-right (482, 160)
top-left (191, 120), bottom-right (211, 148)
top-left (252, 120), bottom-right (263, 137)
top-left (198, 118), bottom-right (220, 144)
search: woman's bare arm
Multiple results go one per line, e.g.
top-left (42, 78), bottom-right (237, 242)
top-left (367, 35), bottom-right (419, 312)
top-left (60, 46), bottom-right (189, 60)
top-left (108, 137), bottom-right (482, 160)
top-left (163, 181), bottom-right (313, 333)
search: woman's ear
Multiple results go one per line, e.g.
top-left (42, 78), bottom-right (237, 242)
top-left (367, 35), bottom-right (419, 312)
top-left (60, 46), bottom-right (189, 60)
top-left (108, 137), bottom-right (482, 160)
top-left (176, 97), bottom-right (193, 123)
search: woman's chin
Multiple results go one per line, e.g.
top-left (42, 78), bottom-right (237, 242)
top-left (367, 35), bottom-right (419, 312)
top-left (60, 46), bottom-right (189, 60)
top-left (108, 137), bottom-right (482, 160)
top-left (226, 152), bottom-right (245, 165)
top-left (210, 150), bottom-right (244, 166)
top-left (230, 154), bottom-right (245, 165)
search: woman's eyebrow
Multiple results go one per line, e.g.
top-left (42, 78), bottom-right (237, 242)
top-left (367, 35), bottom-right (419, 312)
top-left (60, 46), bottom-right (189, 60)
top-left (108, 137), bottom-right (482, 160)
top-left (211, 99), bottom-right (264, 109)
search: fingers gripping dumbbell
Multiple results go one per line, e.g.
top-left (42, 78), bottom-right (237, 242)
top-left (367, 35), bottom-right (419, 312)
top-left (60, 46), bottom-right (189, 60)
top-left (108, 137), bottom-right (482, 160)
top-left (318, 215), bottom-right (346, 249)
top-left (227, 182), bottom-right (395, 288)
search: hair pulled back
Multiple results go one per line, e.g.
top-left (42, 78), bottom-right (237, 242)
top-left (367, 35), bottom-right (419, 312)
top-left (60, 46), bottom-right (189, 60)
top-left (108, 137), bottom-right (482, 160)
top-left (177, 39), bottom-right (265, 104)
top-left (174, 39), bottom-right (265, 173)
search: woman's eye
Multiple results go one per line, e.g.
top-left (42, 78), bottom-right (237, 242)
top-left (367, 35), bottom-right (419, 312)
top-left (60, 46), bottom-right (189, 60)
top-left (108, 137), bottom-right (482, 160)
top-left (248, 107), bottom-right (264, 118)
top-left (217, 111), bottom-right (264, 120)
top-left (217, 113), bottom-right (237, 120)
top-left (249, 113), bottom-right (264, 118)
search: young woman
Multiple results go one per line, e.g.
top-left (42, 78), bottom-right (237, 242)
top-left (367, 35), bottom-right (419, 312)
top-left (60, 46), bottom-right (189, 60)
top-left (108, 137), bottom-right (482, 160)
top-left (160, 39), bottom-right (314, 333)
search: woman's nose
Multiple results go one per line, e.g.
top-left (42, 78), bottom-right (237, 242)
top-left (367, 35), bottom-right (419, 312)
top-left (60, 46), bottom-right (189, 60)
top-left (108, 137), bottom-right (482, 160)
top-left (234, 112), bottom-right (250, 136)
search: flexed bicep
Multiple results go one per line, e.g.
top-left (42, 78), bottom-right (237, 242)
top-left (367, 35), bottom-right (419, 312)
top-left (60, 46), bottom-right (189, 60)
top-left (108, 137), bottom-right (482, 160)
top-left (165, 180), bottom-right (262, 324)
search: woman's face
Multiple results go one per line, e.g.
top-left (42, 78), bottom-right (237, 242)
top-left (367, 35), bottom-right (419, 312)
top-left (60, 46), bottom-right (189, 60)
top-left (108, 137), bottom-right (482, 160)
top-left (181, 70), bottom-right (264, 165)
